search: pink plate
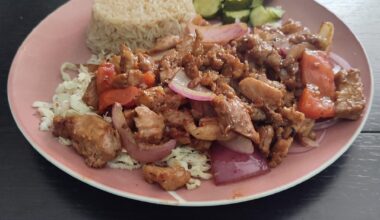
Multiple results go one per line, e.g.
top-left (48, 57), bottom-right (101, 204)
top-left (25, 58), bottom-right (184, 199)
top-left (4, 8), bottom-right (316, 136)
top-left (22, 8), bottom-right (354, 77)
top-left (7, 0), bottom-right (373, 206)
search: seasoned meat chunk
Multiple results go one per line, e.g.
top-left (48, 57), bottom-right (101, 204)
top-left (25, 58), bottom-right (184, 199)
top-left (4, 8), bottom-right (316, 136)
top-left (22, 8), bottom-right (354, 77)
top-left (220, 53), bottom-right (245, 79)
top-left (134, 105), bottom-right (165, 144)
top-left (239, 77), bottom-right (284, 107)
top-left (246, 34), bottom-right (282, 72)
top-left (82, 78), bottom-right (98, 110)
top-left (212, 95), bottom-right (260, 144)
top-left (159, 50), bottom-right (180, 82)
top-left (190, 100), bottom-right (216, 120)
top-left (142, 165), bottom-right (191, 191)
top-left (335, 69), bottom-right (366, 120)
top-left (120, 45), bottom-right (138, 70)
top-left (269, 137), bottom-right (293, 168)
top-left (184, 117), bottom-right (223, 141)
top-left (190, 139), bottom-right (212, 152)
top-left (167, 127), bottom-right (191, 145)
top-left (136, 86), bottom-right (166, 111)
top-left (163, 109), bottom-right (193, 127)
top-left (137, 52), bottom-right (154, 72)
top-left (258, 125), bottom-right (274, 158)
top-left (53, 115), bottom-right (121, 168)
top-left (111, 73), bottom-right (129, 88)
top-left (280, 19), bottom-right (305, 35)
top-left (127, 69), bottom-right (144, 87)
top-left (280, 106), bottom-right (305, 131)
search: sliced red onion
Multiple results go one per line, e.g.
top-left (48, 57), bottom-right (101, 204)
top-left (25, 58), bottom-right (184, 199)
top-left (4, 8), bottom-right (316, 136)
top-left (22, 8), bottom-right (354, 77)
top-left (329, 52), bottom-right (351, 73)
top-left (218, 135), bottom-right (254, 154)
top-left (112, 103), bottom-right (176, 163)
top-left (313, 118), bottom-right (338, 130)
top-left (168, 69), bottom-right (215, 101)
top-left (211, 143), bottom-right (269, 185)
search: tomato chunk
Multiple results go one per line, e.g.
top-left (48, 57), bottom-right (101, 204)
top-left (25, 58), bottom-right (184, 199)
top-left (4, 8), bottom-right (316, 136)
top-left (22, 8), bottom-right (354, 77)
top-left (298, 85), bottom-right (335, 119)
top-left (96, 62), bottom-right (116, 94)
top-left (98, 87), bottom-right (140, 112)
top-left (301, 50), bottom-right (335, 98)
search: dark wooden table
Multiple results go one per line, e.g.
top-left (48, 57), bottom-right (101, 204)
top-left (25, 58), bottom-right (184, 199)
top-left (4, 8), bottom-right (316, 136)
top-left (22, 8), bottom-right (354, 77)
top-left (1, 0), bottom-right (379, 219)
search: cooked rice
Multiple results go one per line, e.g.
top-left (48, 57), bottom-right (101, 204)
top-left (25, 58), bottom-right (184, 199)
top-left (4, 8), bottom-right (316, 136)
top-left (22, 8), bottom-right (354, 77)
top-left (86, 0), bottom-right (196, 53)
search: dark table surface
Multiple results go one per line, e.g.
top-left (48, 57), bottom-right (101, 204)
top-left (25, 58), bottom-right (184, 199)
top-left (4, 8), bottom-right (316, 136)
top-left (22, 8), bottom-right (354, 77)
top-left (1, 0), bottom-right (379, 219)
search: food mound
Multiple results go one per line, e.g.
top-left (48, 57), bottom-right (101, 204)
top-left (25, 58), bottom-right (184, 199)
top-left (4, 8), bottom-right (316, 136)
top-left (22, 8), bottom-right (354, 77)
top-left (33, 3), bottom-right (366, 191)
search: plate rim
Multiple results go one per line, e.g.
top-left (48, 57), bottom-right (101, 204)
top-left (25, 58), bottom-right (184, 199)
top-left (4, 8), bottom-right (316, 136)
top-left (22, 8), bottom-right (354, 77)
top-left (7, 0), bottom-right (374, 206)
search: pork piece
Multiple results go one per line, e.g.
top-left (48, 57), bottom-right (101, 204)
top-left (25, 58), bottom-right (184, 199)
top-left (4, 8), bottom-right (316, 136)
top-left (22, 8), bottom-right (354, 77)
top-left (220, 53), bottom-right (245, 79)
top-left (111, 73), bottom-right (128, 88)
top-left (121, 45), bottom-right (138, 70)
top-left (176, 34), bottom-right (195, 57)
top-left (205, 44), bottom-right (225, 71)
top-left (214, 80), bottom-right (236, 98)
top-left (184, 117), bottom-right (223, 141)
top-left (239, 77), bottom-right (284, 107)
top-left (109, 55), bottom-right (122, 74)
top-left (246, 34), bottom-right (282, 72)
top-left (212, 95), bottom-right (260, 144)
top-left (136, 86), bottom-right (166, 111)
top-left (142, 165), bottom-right (191, 191)
top-left (199, 70), bottom-right (219, 91)
top-left (163, 108), bottom-right (221, 141)
top-left (182, 53), bottom-right (201, 81)
top-left (136, 86), bottom-right (185, 112)
top-left (53, 115), bottom-right (121, 168)
top-left (288, 33), bottom-right (323, 50)
top-left (269, 137), bottom-right (293, 168)
top-left (280, 19), bottom-right (305, 35)
top-left (134, 105), bottom-right (165, 144)
top-left (163, 109), bottom-right (193, 127)
top-left (190, 138), bottom-right (212, 152)
top-left (137, 52), bottom-right (154, 72)
top-left (127, 69), bottom-right (144, 87)
top-left (150, 35), bottom-right (180, 53)
top-left (159, 50), bottom-right (180, 82)
top-left (82, 78), bottom-right (98, 110)
top-left (258, 125), bottom-right (274, 158)
top-left (280, 106), bottom-right (305, 131)
top-left (167, 127), bottom-right (191, 145)
top-left (190, 100), bottom-right (215, 120)
top-left (335, 69), bottom-right (366, 120)
top-left (247, 105), bottom-right (267, 121)
top-left (163, 89), bottom-right (187, 110)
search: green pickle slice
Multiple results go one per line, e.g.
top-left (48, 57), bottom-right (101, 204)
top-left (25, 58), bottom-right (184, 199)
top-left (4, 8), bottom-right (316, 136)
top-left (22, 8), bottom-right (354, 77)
top-left (224, 0), bottom-right (251, 11)
top-left (250, 6), bottom-right (284, 26)
top-left (222, 9), bottom-right (250, 23)
top-left (194, 0), bottom-right (221, 19)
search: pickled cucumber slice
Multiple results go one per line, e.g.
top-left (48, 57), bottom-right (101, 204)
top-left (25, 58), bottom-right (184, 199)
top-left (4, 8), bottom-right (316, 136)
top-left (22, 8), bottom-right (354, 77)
top-left (267, 7), bottom-right (285, 19)
top-left (250, 6), bottom-right (284, 27)
top-left (224, 0), bottom-right (251, 10)
top-left (194, 0), bottom-right (221, 19)
top-left (251, 0), bottom-right (263, 8)
top-left (222, 9), bottom-right (250, 24)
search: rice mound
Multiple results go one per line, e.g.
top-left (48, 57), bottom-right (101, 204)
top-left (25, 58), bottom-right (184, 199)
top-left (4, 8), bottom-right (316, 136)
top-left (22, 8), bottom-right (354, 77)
top-left (86, 0), bottom-right (196, 54)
